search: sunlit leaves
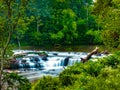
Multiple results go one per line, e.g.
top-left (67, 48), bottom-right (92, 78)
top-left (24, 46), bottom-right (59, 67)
top-left (93, 0), bottom-right (113, 15)
top-left (101, 30), bottom-right (119, 48)
top-left (50, 31), bottom-right (64, 40)
top-left (93, 0), bottom-right (120, 48)
top-left (101, 7), bottom-right (120, 48)
top-left (62, 9), bottom-right (76, 19)
top-left (86, 29), bottom-right (102, 44)
top-left (60, 9), bottom-right (77, 44)
top-left (112, 0), bottom-right (120, 8)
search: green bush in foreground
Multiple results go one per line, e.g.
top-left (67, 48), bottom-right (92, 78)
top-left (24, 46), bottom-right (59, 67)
top-left (80, 66), bottom-right (120, 90)
top-left (31, 76), bottom-right (60, 90)
top-left (100, 54), bottom-right (120, 68)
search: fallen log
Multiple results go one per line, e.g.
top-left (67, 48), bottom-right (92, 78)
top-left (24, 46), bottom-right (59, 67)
top-left (81, 47), bottom-right (99, 63)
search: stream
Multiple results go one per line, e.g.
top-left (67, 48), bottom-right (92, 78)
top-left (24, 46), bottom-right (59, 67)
top-left (7, 50), bottom-right (107, 81)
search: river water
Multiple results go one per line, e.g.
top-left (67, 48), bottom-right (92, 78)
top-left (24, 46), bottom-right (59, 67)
top-left (8, 49), bottom-right (107, 81)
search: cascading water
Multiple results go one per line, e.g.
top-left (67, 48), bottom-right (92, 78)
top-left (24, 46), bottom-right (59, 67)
top-left (11, 50), bottom-right (106, 71)
top-left (7, 50), bottom-right (108, 80)
top-left (43, 56), bottom-right (66, 70)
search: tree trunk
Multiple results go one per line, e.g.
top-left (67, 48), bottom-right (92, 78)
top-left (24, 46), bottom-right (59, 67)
top-left (0, 1), bottom-right (12, 89)
top-left (18, 39), bottom-right (21, 50)
top-left (0, 30), bottom-right (12, 90)
top-left (0, 52), bottom-right (3, 90)
top-left (81, 47), bottom-right (99, 63)
top-left (37, 19), bottom-right (39, 32)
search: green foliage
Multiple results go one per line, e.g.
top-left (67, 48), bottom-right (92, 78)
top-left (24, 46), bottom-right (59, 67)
top-left (19, 0), bottom-right (96, 46)
top-left (3, 0), bottom-right (120, 48)
top-left (48, 7), bottom-right (78, 45)
top-left (0, 0), bottom-right (32, 90)
top-left (13, 16), bottom-right (34, 39)
top-left (30, 31), bottom-right (42, 45)
top-left (50, 31), bottom-right (64, 41)
top-left (101, 30), bottom-right (119, 48)
top-left (2, 72), bottom-right (31, 90)
top-left (59, 73), bottom-right (76, 86)
top-left (31, 76), bottom-right (60, 90)
top-left (0, 0), bottom-right (32, 54)
top-left (93, 0), bottom-right (120, 48)
top-left (93, 0), bottom-right (113, 15)
top-left (100, 52), bottom-right (120, 68)
top-left (28, 31), bottom-right (51, 46)
top-left (60, 61), bottom-right (103, 80)
top-left (86, 30), bottom-right (103, 44)
top-left (101, 8), bottom-right (120, 48)
top-left (81, 66), bottom-right (120, 90)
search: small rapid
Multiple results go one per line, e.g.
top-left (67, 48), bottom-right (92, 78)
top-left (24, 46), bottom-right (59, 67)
top-left (7, 50), bottom-right (107, 81)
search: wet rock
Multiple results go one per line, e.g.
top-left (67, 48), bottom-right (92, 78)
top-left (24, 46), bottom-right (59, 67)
top-left (53, 53), bottom-right (58, 56)
top-left (64, 56), bottom-right (71, 66)
top-left (42, 56), bottom-right (48, 61)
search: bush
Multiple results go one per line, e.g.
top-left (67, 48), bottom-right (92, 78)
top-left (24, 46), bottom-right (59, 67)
top-left (81, 61), bottom-right (104, 77)
top-left (31, 76), bottom-right (60, 90)
top-left (100, 52), bottom-right (120, 68)
top-left (81, 67), bottom-right (120, 90)
top-left (2, 72), bottom-right (31, 90)
top-left (59, 74), bottom-right (76, 86)
top-left (61, 61), bottom-right (103, 77)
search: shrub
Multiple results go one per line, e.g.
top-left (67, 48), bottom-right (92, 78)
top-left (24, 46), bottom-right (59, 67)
top-left (100, 53), bottom-right (120, 68)
top-left (31, 76), bottom-right (60, 90)
top-left (81, 67), bottom-right (120, 90)
top-left (81, 61), bottom-right (104, 77)
top-left (59, 74), bottom-right (76, 86)
top-left (63, 61), bottom-right (103, 77)
top-left (2, 72), bottom-right (31, 90)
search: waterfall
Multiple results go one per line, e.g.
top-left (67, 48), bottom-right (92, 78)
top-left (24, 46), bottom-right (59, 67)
top-left (44, 57), bottom-right (65, 68)
top-left (12, 50), bottom-right (106, 71)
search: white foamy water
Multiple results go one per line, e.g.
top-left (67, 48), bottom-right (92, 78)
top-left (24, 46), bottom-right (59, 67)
top-left (11, 50), bottom-right (108, 80)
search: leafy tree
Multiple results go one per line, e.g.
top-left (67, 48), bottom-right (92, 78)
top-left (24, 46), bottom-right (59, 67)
top-left (48, 0), bottom-right (94, 45)
top-left (86, 29), bottom-right (103, 44)
top-left (29, 0), bottom-right (51, 32)
top-left (24, 0), bottom-right (96, 46)
top-left (93, 0), bottom-right (120, 48)
top-left (23, 0), bottom-right (52, 46)
top-left (93, 0), bottom-right (113, 15)
top-left (102, 8), bottom-right (120, 48)
top-left (12, 16), bottom-right (34, 49)
top-left (50, 8), bottom-right (78, 45)
top-left (0, 0), bottom-right (32, 89)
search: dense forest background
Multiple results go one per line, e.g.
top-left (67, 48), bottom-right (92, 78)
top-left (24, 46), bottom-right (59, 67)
top-left (0, 0), bottom-right (120, 50)
top-left (2, 0), bottom-right (118, 49)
